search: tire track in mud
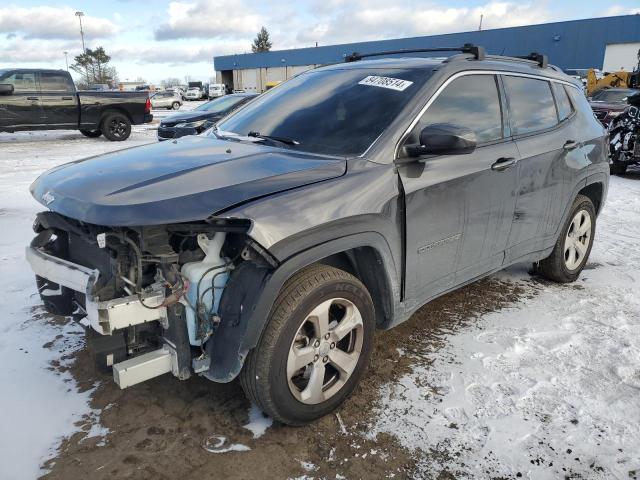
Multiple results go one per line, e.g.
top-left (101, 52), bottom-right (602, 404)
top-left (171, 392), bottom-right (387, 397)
top-left (41, 275), bottom-right (530, 480)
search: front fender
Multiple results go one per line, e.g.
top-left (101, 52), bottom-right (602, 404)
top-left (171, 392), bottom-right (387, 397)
top-left (204, 231), bottom-right (400, 383)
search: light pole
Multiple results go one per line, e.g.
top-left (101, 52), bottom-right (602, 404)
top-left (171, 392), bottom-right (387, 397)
top-left (75, 11), bottom-right (89, 84)
top-left (63, 51), bottom-right (69, 71)
top-left (75, 11), bottom-right (86, 52)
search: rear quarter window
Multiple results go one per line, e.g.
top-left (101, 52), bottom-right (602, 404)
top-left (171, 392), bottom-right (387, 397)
top-left (551, 82), bottom-right (574, 121)
top-left (504, 76), bottom-right (558, 136)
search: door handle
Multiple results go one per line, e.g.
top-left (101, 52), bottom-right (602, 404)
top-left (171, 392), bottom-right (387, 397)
top-left (563, 140), bottom-right (580, 151)
top-left (61, 96), bottom-right (73, 100)
top-left (491, 157), bottom-right (517, 171)
top-left (26, 96), bottom-right (38, 101)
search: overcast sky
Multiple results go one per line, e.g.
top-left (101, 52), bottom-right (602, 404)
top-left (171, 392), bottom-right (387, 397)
top-left (0, 0), bottom-right (638, 84)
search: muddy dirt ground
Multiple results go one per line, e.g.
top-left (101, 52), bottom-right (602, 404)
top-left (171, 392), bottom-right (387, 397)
top-left (42, 276), bottom-right (531, 480)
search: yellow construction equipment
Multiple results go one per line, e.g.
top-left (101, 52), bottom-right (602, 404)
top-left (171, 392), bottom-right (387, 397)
top-left (586, 69), bottom-right (632, 96)
top-left (586, 48), bottom-right (640, 96)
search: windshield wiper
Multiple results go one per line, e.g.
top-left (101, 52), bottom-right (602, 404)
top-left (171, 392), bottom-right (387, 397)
top-left (247, 131), bottom-right (299, 146)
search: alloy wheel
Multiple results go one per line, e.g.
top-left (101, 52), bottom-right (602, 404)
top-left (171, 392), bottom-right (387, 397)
top-left (287, 298), bottom-right (363, 404)
top-left (563, 209), bottom-right (592, 270)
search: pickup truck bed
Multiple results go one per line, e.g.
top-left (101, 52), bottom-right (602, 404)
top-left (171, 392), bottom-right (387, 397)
top-left (0, 68), bottom-right (152, 141)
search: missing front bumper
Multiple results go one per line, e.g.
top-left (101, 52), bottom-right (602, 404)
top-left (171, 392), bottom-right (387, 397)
top-left (25, 246), bottom-right (167, 335)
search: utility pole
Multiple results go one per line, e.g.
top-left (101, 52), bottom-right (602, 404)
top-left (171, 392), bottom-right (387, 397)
top-left (75, 11), bottom-right (89, 84)
top-left (63, 51), bottom-right (69, 71)
top-left (478, 14), bottom-right (483, 31)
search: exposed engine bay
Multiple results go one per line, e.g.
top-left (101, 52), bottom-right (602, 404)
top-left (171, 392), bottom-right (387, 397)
top-left (27, 211), bottom-right (275, 387)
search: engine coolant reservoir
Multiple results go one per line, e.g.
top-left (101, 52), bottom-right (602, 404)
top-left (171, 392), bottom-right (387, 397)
top-left (181, 232), bottom-right (229, 346)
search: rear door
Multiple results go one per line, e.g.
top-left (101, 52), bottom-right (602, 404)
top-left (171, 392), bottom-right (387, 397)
top-left (38, 71), bottom-right (78, 128)
top-left (502, 75), bottom-right (576, 262)
top-left (397, 73), bottom-right (519, 303)
top-left (0, 70), bottom-right (43, 128)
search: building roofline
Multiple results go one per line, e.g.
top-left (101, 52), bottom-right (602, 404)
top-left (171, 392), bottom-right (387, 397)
top-left (213, 14), bottom-right (640, 71)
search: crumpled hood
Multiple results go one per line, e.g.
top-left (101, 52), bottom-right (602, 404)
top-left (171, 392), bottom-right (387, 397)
top-left (30, 136), bottom-right (346, 226)
top-left (160, 110), bottom-right (219, 126)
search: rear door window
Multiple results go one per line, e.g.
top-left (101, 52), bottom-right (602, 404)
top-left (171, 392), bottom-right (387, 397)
top-left (503, 76), bottom-right (557, 135)
top-left (551, 82), bottom-right (574, 122)
top-left (410, 74), bottom-right (503, 144)
top-left (40, 72), bottom-right (74, 92)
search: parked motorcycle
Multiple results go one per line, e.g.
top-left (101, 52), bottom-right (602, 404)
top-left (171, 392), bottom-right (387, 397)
top-left (609, 91), bottom-right (640, 175)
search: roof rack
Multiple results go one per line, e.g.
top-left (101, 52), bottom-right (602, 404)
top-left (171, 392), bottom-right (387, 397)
top-left (514, 52), bottom-right (548, 68)
top-left (344, 43), bottom-right (485, 63)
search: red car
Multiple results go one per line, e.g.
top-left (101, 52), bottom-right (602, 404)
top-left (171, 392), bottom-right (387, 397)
top-left (589, 88), bottom-right (637, 126)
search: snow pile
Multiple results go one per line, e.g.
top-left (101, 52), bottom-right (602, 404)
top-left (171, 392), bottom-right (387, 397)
top-left (243, 403), bottom-right (273, 438)
top-left (371, 175), bottom-right (640, 479)
top-left (0, 129), bottom-right (156, 479)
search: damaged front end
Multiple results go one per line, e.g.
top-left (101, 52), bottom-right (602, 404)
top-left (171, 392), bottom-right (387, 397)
top-left (26, 211), bottom-right (275, 388)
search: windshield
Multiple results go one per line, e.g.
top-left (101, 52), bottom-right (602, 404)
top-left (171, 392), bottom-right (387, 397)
top-left (196, 95), bottom-right (249, 112)
top-left (217, 67), bottom-right (431, 156)
top-left (591, 89), bottom-right (634, 103)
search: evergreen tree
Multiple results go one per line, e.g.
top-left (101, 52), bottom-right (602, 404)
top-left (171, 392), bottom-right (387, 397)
top-left (251, 27), bottom-right (272, 53)
top-left (70, 47), bottom-right (118, 87)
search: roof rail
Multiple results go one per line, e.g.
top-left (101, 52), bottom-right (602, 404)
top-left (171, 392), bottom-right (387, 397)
top-left (514, 52), bottom-right (548, 68)
top-left (344, 43), bottom-right (485, 63)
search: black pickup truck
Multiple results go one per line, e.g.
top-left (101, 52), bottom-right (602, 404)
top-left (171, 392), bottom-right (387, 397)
top-left (0, 69), bottom-right (152, 141)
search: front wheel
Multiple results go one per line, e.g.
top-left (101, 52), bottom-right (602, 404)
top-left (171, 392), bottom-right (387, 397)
top-left (101, 112), bottom-right (131, 141)
top-left (79, 129), bottom-right (102, 138)
top-left (240, 264), bottom-right (375, 426)
top-left (537, 194), bottom-right (596, 283)
top-left (171, 102), bottom-right (180, 110)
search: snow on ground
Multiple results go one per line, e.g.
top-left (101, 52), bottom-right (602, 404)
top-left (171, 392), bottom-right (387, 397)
top-left (1, 122), bottom-right (639, 479)
top-left (0, 127), bottom-right (157, 479)
top-left (372, 173), bottom-right (640, 478)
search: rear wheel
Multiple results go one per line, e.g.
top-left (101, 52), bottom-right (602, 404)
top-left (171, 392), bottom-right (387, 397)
top-left (171, 102), bottom-right (180, 110)
top-left (79, 129), bottom-right (102, 138)
top-left (537, 194), bottom-right (596, 283)
top-left (240, 264), bottom-right (375, 426)
top-left (101, 112), bottom-right (131, 141)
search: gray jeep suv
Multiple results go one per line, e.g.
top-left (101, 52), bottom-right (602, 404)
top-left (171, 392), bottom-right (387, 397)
top-left (26, 45), bottom-right (608, 425)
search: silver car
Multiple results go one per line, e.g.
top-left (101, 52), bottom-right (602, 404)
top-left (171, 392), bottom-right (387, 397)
top-left (150, 91), bottom-right (183, 110)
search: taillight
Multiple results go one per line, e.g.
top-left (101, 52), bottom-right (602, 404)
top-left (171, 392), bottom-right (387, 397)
top-left (145, 97), bottom-right (151, 113)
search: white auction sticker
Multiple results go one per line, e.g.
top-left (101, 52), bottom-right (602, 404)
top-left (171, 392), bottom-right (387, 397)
top-left (358, 75), bottom-right (413, 91)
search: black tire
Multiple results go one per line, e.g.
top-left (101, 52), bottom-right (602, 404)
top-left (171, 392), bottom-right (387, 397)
top-left (537, 194), bottom-right (596, 283)
top-left (101, 112), bottom-right (131, 141)
top-left (610, 161), bottom-right (627, 175)
top-left (240, 264), bottom-right (375, 426)
top-left (79, 129), bottom-right (102, 138)
top-left (171, 102), bottom-right (180, 110)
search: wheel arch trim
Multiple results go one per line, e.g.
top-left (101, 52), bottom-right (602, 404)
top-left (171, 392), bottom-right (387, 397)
top-left (204, 231), bottom-right (400, 383)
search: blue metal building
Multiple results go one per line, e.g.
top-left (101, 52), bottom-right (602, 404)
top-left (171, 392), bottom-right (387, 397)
top-left (213, 15), bottom-right (640, 92)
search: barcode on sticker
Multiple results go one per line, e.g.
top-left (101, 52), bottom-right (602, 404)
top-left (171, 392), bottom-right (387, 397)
top-left (358, 75), bottom-right (413, 91)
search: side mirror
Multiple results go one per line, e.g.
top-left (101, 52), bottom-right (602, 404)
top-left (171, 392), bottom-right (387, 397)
top-left (0, 84), bottom-right (14, 95)
top-left (400, 123), bottom-right (476, 159)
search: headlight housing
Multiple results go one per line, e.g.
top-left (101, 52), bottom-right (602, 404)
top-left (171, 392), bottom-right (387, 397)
top-left (175, 119), bottom-right (210, 129)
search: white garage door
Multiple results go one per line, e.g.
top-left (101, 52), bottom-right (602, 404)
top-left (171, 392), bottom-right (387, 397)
top-left (603, 43), bottom-right (640, 72)
top-left (240, 69), bottom-right (259, 93)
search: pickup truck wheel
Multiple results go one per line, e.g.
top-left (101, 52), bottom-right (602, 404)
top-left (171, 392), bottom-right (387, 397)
top-left (171, 102), bottom-right (180, 110)
top-left (537, 194), bottom-right (595, 283)
top-left (240, 264), bottom-right (375, 426)
top-left (79, 129), bottom-right (102, 138)
top-left (101, 113), bottom-right (131, 141)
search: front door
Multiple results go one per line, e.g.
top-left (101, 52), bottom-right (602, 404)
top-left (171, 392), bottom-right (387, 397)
top-left (0, 70), bottom-right (43, 129)
top-left (38, 71), bottom-right (78, 128)
top-left (397, 73), bottom-right (519, 304)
